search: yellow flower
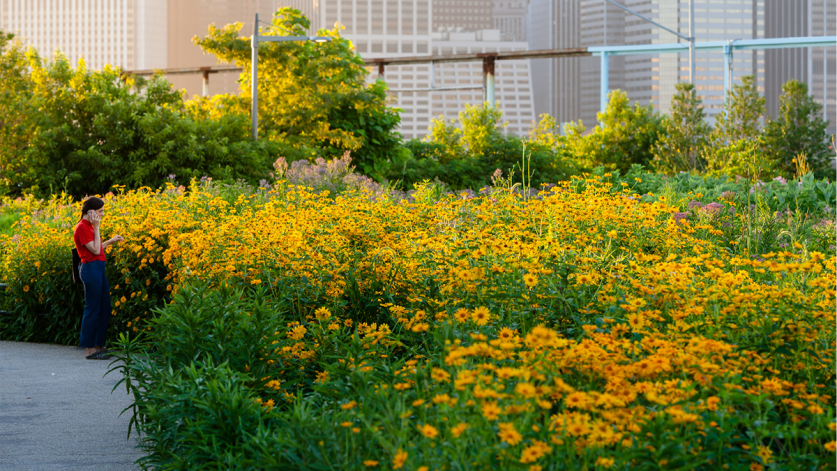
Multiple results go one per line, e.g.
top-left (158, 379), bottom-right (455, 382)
top-left (626, 313), bottom-right (645, 331)
top-left (514, 382), bottom-right (538, 398)
top-left (430, 368), bottom-right (451, 383)
top-left (363, 460), bottom-right (378, 467)
top-left (453, 308), bottom-right (471, 323)
top-left (497, 422), bottom-right (522, 445)
top-left (824, 441), bottom-right (836, 452)
top-left (755, 445), bottom-right (773, 464)
top-left (392, 449), bottom-right (408, 469)
top-left (595, 457), bottom-right (615, 468)
top-left (288, 325), bottom-right (307, 340)
top-left (451, 422), bottom-right (469, 438)
top-left (418, 423), bottom-right (438, 439)
top-left (340, 401), bottom-right (357, 410)
top-left (482, 401), bottom-right (501, 420)
top-left (314, 307), bottom-right (331, 320)
top-left (23, 285), bottom-right (29, 292)
top-left (523, 273), bottom-right (538, 288)
top-left (471, 306), bottom-right (491, 326)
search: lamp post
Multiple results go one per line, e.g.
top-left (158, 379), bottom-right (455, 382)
top-left (251, 13), bottom-right (331, 140)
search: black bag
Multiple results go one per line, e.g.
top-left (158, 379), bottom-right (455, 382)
top-left (72, 248), bottom-right (83, 285)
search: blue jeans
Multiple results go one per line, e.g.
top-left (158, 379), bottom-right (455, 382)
top-left (79, 260), bottom-right (111, 348)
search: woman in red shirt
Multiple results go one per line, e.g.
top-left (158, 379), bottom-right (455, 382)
top-left (73, 197), bottom-right (123, 360)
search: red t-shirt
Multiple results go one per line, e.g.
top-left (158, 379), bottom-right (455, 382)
top-left (73, 219), bottom-right (106, 263)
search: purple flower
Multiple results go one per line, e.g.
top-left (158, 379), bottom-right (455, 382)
top-left (673, 212), bottom-right (690, 225)
top-left (686, 200), bottom-right (704, 211)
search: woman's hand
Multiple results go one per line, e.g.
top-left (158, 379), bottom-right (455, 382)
top-left (88, 210), bottom-right (101, 228)
top-left (109, 235), bottom-right (124, 244)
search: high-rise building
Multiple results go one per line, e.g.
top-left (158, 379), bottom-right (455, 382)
top-left (765, 0), bottom-right (835, 135)
top-left (528, 0), bottom-right (834, 133)
top-left (0, 0), bottom-right (279, 97)
top-left (0, 0), bottom-right (168, 71)
top-left (530, 0), bottom-right (764, 127)
top-left (527, 0), bottom-right (582, 125)
top-left (433, 0), bottom-right (493, 32)
top-left (166, 0), bottom-right (280, 96)
top-left (288, 0), bottom-right (535, 139)
top-left (493, 0), bottom-right (528, 41)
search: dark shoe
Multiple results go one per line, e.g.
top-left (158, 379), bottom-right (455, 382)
top-left (85, 351), bottom-right (111, 360)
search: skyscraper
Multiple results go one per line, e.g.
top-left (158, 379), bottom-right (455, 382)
top-left (527, 0), bottom-right (834, 132)
top-left (0, 0), bottom-right (280, 96)
top-left (166, 0), bottom-right (281, 96)
top-left (288, 0), bottom-right (536, 139)
top-left (433, 0), bottom-right (494, 32)
top-left (527, 0), bottom-right (582, 125)
top-left (493, 0), bottom-right (528, 41)
top-left (0, 0), bottom-right (168, 71)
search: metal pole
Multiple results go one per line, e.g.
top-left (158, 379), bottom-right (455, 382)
top-left (723, 42), bottom-right (731, 100)
top-left (202, 70), bottom-right (209, 97)
top-left (824, 0), bottom-right (828, 121)
top-left (600, 51), bottom-right (609, 115)
top-left (378, 63), bottom-right (385, 80)
top-left (484, 56), bottom-right (496, 108)
top-left (689, 0), bottom-right (695, 84)
top-left (251, 13), bottom-right (259, 140)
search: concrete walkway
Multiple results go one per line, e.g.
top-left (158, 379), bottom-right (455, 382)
top-left (0, 341), bottom-right (142, 471)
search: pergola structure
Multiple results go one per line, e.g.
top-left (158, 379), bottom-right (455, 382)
top-left (589, 36), bottom-right (836, 114)
top-left (125, 35), bottom-right (835, 119)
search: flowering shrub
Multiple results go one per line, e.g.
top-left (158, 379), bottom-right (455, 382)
top-left (1, 172), bottom-right (834, 469)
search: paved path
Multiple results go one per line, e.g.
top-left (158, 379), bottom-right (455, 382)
top-left (0, 341), bottom-right (142, 471)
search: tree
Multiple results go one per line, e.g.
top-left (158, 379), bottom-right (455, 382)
top-left (528, 114), bottom-right (562, 151)
top-left (194, 8), bottom-right (403, 178)
top-left (458, 102), bottom-right (505, 157)
top-left (652, 82), bottom-right (711, 174)
top-left (424, 115), bottom-right (464, 163)
top-left (762, 79), bottom-right (833, 179)
top-left (0, 32), bottom-right (276, 197)
top-left (712, 74), bottom-right (765, 145)
top-left (0, 32), bottom-right (36, 189)
top-left (565, 90), bottom-right (664, 173)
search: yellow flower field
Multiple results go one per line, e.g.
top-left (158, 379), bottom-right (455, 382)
top-left (1, 177), bottom-right (834, 469)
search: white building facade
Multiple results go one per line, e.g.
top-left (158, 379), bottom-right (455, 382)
top-left (285, 0), bottom-right (536, 140)
top-left (0, 0), bottom-right (167, 71)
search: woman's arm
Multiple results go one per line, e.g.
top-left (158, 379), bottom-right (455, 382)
top-left (84, 226), bottom-right (102, 255)
top-left (102, 234), bottom-right (123, 250)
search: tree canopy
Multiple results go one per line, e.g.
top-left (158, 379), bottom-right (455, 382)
top-left (193, 8), bottom-right (404, 178)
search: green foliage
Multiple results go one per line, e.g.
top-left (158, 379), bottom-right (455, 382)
top-left (528, 114), bottom-right (561, 151)
top-left (424, 115), bottom-right (465, 163)
top-left (459, 102), bottom-right (505, 156)
top-left (712, 75), bottom-right (765, 145)
top-left (0, 31), bottom-right (276, 198)
top-left (652, 82), bottom-right (711, 174)
top-left (704, 137), bottom-right (776, 180)
top-left (762, 79), bottom-right (833, 179)
top-left (565, 90), bottom-right (665, 173)
top-left (389, 105), bottom-right (576, 191)
top-left (194, 8), bottom-right (402, 178)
